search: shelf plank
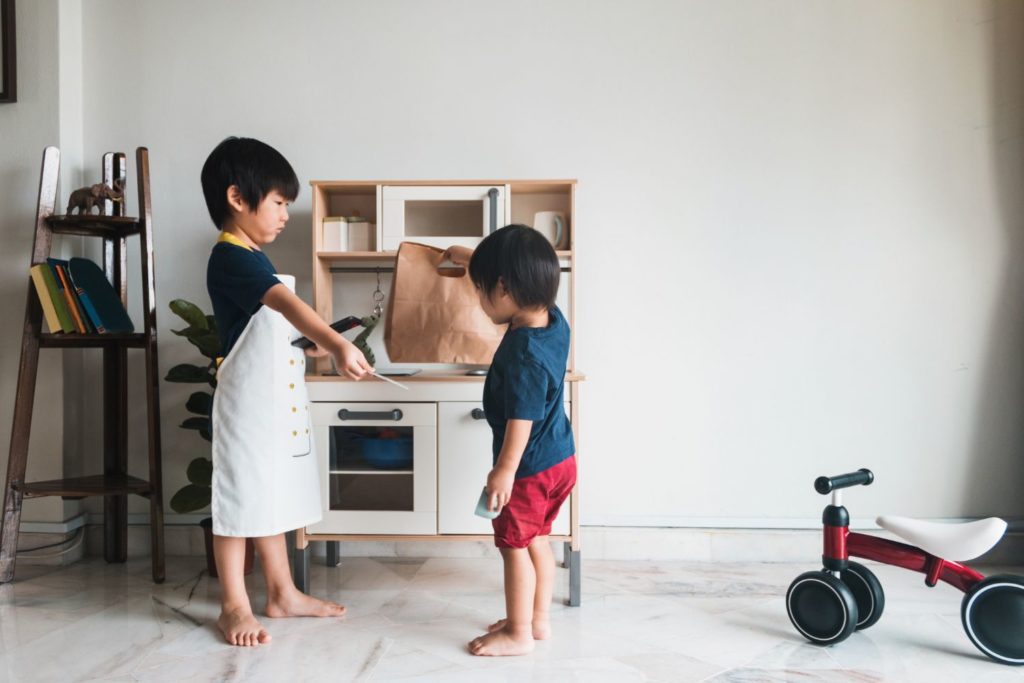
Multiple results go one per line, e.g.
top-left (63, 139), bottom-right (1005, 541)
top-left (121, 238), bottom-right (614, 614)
top-left (317, 251), bottom-right (396, 262)
top-left (47, 215), bottom-right (141, 238)
top-left (307, 371), bottom-right (586, 383)
top-left (318, 250), bottom-right (572, 262)
top-left (16, 474), bottom-right (152, 500)
top-left (39, 333), bottom-right (147, 348)
top-left (310, 179), bottom-right (576, 189)
top-left (304, 532), bottom-right (572, 542)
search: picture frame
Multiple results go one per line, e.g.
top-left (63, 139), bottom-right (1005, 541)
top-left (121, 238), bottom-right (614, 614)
top-left (1, 0), bottom-right (15, 104)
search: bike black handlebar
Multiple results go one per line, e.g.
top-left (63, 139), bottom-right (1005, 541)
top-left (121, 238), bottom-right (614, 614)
top-left (814, 468), bottom-right (874, 495)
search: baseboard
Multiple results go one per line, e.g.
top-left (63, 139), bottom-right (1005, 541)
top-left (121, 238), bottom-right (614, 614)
top-left (18, 513), bottom-right (87, 534)
top-left (74, 517), bottom-right (1024, 565)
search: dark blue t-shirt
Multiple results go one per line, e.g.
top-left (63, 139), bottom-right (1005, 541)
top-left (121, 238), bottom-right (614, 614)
top-left (207, 241), bottom-right (281, 358)
top-left (483, 306), bottom-right (575, 479)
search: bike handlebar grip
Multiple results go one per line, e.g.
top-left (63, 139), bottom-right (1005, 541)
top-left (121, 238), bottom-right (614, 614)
top-left (814, 468), bottom-right (874, 494)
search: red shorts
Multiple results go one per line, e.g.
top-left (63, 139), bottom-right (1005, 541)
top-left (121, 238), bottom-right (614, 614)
top-left (493, 455), bottom-right (577, 549)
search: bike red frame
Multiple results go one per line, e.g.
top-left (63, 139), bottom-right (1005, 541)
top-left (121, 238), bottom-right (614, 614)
top-left (824, 525), bottom-right (985, 593)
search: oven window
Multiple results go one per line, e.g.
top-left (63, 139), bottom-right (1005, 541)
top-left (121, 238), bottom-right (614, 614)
top-left (328, 426), bottom-right (415, 511)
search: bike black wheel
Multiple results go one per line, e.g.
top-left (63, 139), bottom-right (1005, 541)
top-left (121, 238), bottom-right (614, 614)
top-left (841, 561), bottom-right (885, 630)
top-left (961, 574), bottom-right (1024, 665)
top-left (786, 570), bottom-right (859, 645)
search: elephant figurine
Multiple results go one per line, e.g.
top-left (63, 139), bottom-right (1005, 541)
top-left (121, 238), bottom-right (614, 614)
top-left (66, 179), bottom-right (125, 216)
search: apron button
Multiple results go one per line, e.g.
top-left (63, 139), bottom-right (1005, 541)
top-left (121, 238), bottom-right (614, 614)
top-left (292, 430), bottom-right (298, 436)
top-left (290, 359), bottom-right (295, 365)
top-left (292, 407), bottom-right (297, 412)
top-left (289, 383), bottom-right (294, 389)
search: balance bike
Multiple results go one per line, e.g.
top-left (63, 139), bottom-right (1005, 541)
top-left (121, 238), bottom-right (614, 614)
top-left (785, 468), bottom-right (1024, 665)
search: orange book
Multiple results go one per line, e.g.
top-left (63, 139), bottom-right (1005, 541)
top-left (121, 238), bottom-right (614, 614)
top-left (53, 263), bottom-right (87, 333)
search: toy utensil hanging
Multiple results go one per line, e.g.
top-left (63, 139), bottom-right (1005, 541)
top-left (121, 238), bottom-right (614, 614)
top-left (352, 268), bottom-right (384, 366)
top-left (372, 267), bottom-right (385, 317)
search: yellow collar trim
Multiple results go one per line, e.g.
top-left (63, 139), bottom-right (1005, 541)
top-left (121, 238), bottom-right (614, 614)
top-left (218, 231), bottom-right (253, 251)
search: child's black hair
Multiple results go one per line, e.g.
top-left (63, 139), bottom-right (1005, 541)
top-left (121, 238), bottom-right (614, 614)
top-left (200, 137), bottom-right (300, 229)
top-left (468, 224), bottom-right (560, 310)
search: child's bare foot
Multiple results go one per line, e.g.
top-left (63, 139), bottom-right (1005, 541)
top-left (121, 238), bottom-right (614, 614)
top-left (487, 617), bottom-right (551, 640)
top-left (265, 588), bottom-right (346, 619)
top-left (469, 625), bottom-right (535, 656)
top-left (218, 606), bottom-right (272, 647)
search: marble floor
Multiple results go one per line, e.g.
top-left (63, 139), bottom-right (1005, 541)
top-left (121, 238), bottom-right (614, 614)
top-left (0, 555), bottom-right (1022, 682)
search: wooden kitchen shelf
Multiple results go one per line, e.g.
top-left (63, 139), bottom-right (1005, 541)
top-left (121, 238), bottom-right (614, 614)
top-left (317, 250), bottom-right (572, 262)
top-left (16, 474), bottom-right (152, 500)
top-left (47, 214), bottom-right (141, 238)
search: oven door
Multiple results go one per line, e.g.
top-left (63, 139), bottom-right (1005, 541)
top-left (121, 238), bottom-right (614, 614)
top-left (307, 402), bottom-right (437, 535)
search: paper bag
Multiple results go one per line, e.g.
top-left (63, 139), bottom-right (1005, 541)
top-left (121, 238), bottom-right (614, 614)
top-left (384, 242), bottom-right (506, 363)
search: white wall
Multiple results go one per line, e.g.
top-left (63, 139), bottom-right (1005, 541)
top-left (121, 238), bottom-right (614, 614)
top-left (34, 0), bottom-right (1024, 527)
top-left (0, 0), bottom-right (87, 524)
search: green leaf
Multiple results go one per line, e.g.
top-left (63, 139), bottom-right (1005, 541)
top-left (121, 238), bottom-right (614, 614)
top-left (187, 332), bottom-right (222, 360)
top-left (186, 457), bottom-right (213, 486)
top-left (186, 391), bottom-right (213, 416)
top-left (179, 416), bottom-right (210, 431)
top-left (169, 483), bottom-right (211, 514)
top-left (165, 363), bottom-right (213, 383)
top-left (199, 425), bottom-right (212, 442)
top-left (169, 299), bottom-right (208, 331)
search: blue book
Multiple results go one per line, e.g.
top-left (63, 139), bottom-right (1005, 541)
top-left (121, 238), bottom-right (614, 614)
top-left (67, 258), bottom-right (134, 333)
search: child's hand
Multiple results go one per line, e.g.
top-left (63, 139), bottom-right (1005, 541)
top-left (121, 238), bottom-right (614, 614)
top-left (332, 339), bottom-right (372, 380)
top-left (304, 344), bottom-right (330, 358)
top-left (486, 466), bottom-right (515, 513)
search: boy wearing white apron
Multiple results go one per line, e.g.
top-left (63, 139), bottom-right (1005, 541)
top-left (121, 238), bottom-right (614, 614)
top-left (202, 138), bottom-right (372, 647)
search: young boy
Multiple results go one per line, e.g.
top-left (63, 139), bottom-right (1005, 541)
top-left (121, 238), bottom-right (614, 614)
top-left (202, 137), bottom-right (372, 647)
top-left (444, 225), bottom-right (577, 656)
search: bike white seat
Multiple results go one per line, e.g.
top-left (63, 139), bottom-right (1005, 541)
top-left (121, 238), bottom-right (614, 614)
top-left (876, 515), bottom-right (1007, 561)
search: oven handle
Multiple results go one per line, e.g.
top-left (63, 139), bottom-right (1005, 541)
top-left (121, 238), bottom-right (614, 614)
top-left (471, 408), bottom-right (486, 420)
top-left (337, 408), bottom-right (404, 422)
top-left (487, 188), bottom-right (499, 233)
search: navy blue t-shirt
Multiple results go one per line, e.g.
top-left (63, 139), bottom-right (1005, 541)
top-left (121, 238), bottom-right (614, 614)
top-left (207, 241), bottom-right (281, 358)
top-left (483, 306), bottom-right (575, 479)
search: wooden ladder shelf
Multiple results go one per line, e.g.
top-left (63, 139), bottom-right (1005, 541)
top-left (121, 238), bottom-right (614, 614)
top-left (0, 146), bottom-right (165, 584)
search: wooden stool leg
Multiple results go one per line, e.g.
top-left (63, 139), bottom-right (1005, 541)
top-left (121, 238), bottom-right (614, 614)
top-left (145, 340), bottom-right (165, 583)
top-left (103, 345), bottom-right (128, 563)
top-left (0, 288), bottom-right (45, 583)
top-left (136, 147), bottom-right (164, 584)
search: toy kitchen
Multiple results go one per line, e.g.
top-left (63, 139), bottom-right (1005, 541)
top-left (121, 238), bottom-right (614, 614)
top-left (293, 179), bottom-right (585, 605)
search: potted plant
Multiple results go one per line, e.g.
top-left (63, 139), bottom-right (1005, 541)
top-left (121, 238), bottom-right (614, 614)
top-left (165, 299), bottom-right (253, 576)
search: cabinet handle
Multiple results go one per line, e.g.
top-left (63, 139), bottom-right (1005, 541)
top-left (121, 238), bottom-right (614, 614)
top-left (471, 408), bottom-right (487, 420)
top-left (338, 409), bottom-right (403, 422)
top-left (487, 188), bottom-right (499, 233)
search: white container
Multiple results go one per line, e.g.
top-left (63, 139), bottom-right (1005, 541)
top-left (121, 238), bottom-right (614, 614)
top-left (348, 220), bottom-right (375, 251)
top-left (322, 217), bottom-right (348, 251)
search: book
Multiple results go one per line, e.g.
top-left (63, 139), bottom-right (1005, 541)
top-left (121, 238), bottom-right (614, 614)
top-left (48, 259), bottom-right (88, 333)
top-left (65, 260), bottom-right (106, 334)
top-left (41, 261), bottom-right (76, 333)
top-left (29, 265), bottom-right (62, 333)
top-left (68, 258), bottom-right (134, 333)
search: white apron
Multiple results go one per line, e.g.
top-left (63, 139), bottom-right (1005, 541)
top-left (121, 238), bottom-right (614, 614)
top-left (211, 274), bottom-right (322, 537)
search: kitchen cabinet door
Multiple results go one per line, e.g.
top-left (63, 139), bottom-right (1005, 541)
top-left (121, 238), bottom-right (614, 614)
top-left (438, 402), bottom-right (570, 536)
